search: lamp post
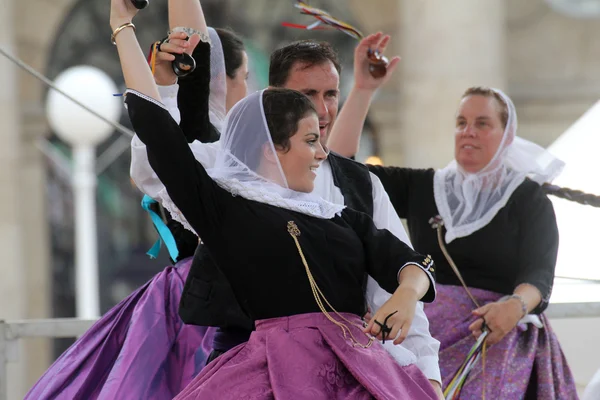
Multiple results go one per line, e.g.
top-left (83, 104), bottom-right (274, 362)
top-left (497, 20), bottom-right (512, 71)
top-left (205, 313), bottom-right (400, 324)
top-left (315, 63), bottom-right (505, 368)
top-left (46, 66), bottom-right (121, 319)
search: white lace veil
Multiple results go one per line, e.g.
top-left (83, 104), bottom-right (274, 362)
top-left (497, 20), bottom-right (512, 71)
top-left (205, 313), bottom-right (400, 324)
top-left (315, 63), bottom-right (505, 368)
top-left (207, 27), bottom-right (226, 131)
top-left (205, 89), bottom-right (345, 219)
top-left (433, 88), bottom-right (565, 243)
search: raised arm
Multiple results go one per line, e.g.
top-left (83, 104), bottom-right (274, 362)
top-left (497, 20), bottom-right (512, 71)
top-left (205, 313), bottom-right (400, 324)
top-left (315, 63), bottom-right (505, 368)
top-left (326, 33), bottom-right (400, 158)
top-left (130, 37), bottom-right (216, 197)
top-left (150, 33), bottom-right (216, 143)
top-left (110, 1), bottom-right (158, 101)
top-left (178, 38), bottom-right (219, 143)
top-left (169, 0), bottom-right (208, 38)
top-left (150, 0), bottom-right (216, 143)
top-left (112, 0), bottom-right (225, 239)
top-left (130, 83), bottom-right (185, 198)
top-left (130, 0), bottom-right (218, 197)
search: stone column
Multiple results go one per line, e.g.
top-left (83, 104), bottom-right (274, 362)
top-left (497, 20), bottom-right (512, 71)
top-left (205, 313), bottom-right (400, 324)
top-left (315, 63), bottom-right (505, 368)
top-left (387, 0), bottom-right (507, 168)
top-left (15, 0), bottom-right (57, 396)
top-left (0, 0), bottom-right (28, 397)
top-left (0, 0), bottom-right (55, 396)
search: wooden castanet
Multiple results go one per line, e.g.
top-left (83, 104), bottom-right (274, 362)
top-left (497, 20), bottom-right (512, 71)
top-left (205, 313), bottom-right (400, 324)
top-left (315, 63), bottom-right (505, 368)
top-left (367, 49), bottom-right (388, 79)
top-left (130, 0), bottom-right (149, 9)
top-left (172, 52), bottom-right (197, 77)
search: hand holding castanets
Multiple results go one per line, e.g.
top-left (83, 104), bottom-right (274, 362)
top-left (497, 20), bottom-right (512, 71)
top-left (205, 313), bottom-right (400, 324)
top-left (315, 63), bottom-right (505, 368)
top-left (151, 32), bottom-right (201, 85)
top-left (363, 286), bottom-right (418, 345)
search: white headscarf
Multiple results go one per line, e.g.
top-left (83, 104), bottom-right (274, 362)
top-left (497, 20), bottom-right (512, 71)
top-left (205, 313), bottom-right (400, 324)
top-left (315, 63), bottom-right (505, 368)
top-left (206, 89), bottom-right (345, 219)
top-left (207, 27), bottom-right (227, 131)
top-left (433, 88), bottom-right (565, 243)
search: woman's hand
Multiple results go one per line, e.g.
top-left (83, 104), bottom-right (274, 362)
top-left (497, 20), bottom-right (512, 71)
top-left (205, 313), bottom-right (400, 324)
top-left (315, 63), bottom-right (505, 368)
top-left (152, 31), bottom-right (194, 85)
top-left (363, 286), bottom-right (418, 345)
top-left (469, 298), bottom-right (523, 345)
top-left (110, 0), bottom-right (139, 30)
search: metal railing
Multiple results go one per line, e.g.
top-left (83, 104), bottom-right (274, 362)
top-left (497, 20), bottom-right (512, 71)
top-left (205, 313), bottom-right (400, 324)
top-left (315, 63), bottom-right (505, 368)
top-left (0, 318), bottom-right (97, 400)
top-left (0, 303), bottom-right (598, 399)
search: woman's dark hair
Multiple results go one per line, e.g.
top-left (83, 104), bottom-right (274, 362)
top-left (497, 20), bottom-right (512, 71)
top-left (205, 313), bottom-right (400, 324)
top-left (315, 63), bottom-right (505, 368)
top-left (262, 88), bottom-right (317, 152)
top-left (215, 28), bottom-right (245, 79)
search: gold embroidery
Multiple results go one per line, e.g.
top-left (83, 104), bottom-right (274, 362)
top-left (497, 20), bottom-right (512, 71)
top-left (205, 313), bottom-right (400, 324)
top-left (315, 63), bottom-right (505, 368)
top-left (287, 221), bottom-right (373, 349)
top-left (422, 255), bottom-right (432, 266)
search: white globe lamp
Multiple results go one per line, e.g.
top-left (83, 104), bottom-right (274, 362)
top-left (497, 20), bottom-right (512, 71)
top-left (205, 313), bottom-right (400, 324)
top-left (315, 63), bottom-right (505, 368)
top-left (46, 65), bottom-right (120, 146)
top-left (46, 65), bottom-right (121, 319)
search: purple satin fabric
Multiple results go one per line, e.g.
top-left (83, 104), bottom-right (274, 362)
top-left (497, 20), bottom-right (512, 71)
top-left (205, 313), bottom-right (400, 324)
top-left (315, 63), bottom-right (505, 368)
top-left (175, 312), bottom-right (438, 400)
top-left (25, 257), bottom-right (216, 400)
top-left (424, 284), bottom-right (578, 399)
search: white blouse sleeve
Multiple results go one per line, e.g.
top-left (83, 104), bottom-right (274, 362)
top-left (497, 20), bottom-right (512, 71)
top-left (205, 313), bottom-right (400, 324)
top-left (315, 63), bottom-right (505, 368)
top-left (130, 83), bottom-right (181, 198)
top-left (130, 83), bottom-right (221, 232)
top-left (366, 173), bottom-right (441, 384)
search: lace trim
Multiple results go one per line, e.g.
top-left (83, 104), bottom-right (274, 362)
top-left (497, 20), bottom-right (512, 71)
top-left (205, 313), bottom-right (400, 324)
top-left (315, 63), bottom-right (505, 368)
top-left (433, 167), bottom-right (527, 243)
top-left (213, 178), bottom-right (345, 219)
top-left (155, 188), bottom-right (198, 236)
top-left (169, 27), bottom-right (211, 44)
top-left (124, 89), bottom-right (168, 111)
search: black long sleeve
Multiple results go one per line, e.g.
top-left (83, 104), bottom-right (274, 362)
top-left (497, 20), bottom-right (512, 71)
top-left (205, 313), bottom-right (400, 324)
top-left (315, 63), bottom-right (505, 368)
top-left (513, 182), bottom-right (558, 313)
top-left (341, 209), bottom-right (436, 302)
top-left (126, 91), bottom-right (226, 243)
top-left (177, 40), bottom-right (220, 143)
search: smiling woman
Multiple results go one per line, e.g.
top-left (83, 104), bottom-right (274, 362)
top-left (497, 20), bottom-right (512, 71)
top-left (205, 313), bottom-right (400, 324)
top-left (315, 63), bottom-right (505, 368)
top-left (264, 94), bottom-right (325, 193)
top-left (214, 87), bottom-right (326, 194)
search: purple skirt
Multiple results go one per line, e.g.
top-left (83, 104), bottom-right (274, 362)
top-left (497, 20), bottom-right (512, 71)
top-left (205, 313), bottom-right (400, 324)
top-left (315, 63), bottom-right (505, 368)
top-left (25, 257), bottom-right (216, 400)
top-left (174, 312), bottom-right (438, 400)
top-left (424, 284), bottom-right (578, 399)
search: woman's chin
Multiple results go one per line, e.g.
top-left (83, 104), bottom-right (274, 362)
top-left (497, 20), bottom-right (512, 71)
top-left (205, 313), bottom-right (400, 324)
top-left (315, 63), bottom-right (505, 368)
top-left (457, 158), bottom-right (484, 174)
top-left (289, 181), bottom-right (314, 193)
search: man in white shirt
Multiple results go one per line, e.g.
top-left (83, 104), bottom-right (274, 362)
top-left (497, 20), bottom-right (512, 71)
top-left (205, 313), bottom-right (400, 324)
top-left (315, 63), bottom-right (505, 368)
top-left (131, 35), bottom-right (442, 397)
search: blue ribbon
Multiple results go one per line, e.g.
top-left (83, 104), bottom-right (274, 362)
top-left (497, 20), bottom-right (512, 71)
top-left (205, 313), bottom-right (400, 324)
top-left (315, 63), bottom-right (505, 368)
top-left (141, 195), bottom-right (179, 261)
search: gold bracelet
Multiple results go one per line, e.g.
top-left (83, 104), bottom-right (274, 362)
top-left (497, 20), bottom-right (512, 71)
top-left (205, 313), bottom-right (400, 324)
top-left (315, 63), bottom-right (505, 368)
top-left (111, 22), bottom-right (135, 45)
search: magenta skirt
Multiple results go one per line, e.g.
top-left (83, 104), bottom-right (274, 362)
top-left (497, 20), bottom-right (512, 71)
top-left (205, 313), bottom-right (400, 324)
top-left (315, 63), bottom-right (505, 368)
top-left (25, 257), bottom-right (216, 400)
top-left (425, 284), bottom-right (578, 399)
top-left (174, 312), bottom-right (438, 400)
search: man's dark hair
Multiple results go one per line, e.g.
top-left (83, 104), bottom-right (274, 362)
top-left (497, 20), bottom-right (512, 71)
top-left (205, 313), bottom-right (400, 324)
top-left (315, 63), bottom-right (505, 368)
top-left (269, 40), bottom-right (341, 87)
